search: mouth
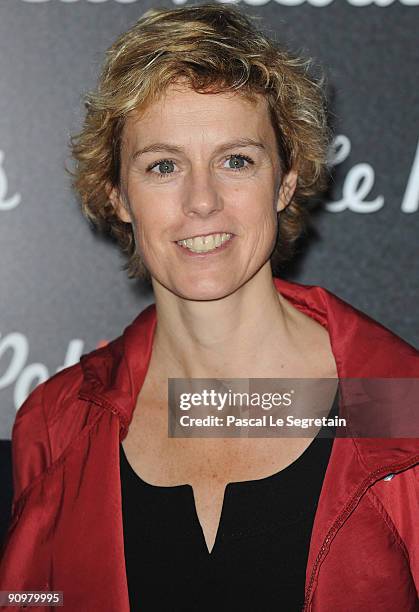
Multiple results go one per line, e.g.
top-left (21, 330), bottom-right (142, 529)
top-left (174, 232), bottom-right (234, 255)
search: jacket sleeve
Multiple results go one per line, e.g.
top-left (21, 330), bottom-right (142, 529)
top-left (10, 381), bottom-right (52, 516)
top-left (400, 464), bottom-right (419, 597)
top-left (373, 463), bottom-right (419, 598)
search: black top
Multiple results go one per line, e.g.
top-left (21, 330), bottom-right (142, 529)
top-left (120, 391), bottom-right (339, 612)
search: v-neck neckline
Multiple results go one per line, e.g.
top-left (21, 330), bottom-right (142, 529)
top-left (119, 387), bottom-right (338, 556)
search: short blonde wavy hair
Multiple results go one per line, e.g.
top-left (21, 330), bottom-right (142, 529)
top-left (68, 3), bottom-right (331, 283)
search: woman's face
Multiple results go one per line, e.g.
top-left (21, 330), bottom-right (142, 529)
top-left (110, 82), bottom-right (297, 300)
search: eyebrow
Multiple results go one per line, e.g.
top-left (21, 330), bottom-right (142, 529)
top-left (131, 138), bottom-right (266, 160)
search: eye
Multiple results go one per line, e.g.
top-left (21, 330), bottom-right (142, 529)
top-left (146, 158), bottom-right (176, 179)
top-left (223, 154), bottom-right (254, 172)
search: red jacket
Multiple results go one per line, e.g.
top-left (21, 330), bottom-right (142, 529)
top-left (1, 277), bottom-right (418, 611)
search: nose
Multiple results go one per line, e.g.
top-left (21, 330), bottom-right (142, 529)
top-left (182, 167), bottom-right (223, 218)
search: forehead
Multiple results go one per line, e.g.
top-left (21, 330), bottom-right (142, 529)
top-left (122, 83), bottom-right (273, 146)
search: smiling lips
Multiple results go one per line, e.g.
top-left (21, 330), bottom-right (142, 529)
top-left (177, 232), bottom-right (233, 253)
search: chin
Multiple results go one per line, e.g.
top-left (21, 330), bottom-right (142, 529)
top-left (166, 274), bottom-right (240, 302)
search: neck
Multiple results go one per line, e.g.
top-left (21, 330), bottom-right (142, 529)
top-left (150, 266), bottom-right (297, 379)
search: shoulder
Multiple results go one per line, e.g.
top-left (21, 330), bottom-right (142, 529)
top-left (276, 277), bottom-right (419, 374)
top-left (10, 340), bottom-right (118, 507)
top-left (15, 359), bottom-right (85, 438)
top-left (11, 362), bottom-right (82, 505)
top-left (312, 282), bottom-right (419, 370)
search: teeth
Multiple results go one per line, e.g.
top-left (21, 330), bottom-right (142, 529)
top-left (177, 233), bottom-right (232, 253)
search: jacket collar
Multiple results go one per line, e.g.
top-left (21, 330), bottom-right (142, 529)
top-left (78, 276), bottom-right (419, 470)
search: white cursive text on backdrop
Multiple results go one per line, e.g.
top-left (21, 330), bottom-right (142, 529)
top-left (326, 135), bottom-right (418, 213)
top-left (0, 332), bottom-right (86, 411)
top-left (0, 151), bottom-right (21, 212)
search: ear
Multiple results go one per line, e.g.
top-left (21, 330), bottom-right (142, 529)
top-left (276, 169), bottom-right (298, 213)
top-left (106, 181), bottom-right (132, 224)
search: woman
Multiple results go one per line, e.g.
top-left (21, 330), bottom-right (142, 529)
top-left (1, 4), bottom-right (418, 612)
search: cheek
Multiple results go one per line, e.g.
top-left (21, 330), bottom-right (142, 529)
top-left (132, 201), bottom-right (178, 258)
top-left (127, 186), bottom-right (169, 231)
top-left (235, 186), bottom-right (277, 228)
